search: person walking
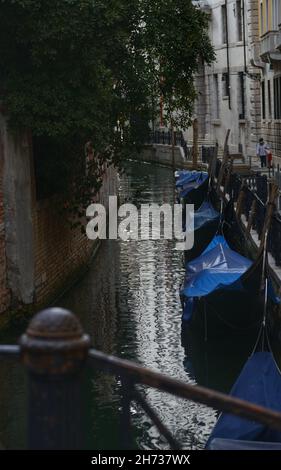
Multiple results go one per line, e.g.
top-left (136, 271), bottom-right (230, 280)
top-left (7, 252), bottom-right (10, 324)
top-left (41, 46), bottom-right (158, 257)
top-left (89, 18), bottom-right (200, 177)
top-left (256, 138), bottom-right (269, 168)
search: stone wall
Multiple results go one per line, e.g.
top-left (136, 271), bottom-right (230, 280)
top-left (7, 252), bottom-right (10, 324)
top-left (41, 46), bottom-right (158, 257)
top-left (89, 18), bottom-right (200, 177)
top-left (247, 0), bottom-right (262, 151)
top-left (260, 60), bottom-right (281, 163)
top-left (139, 144), bottom-right (189, 168)
top-left (33, 164), bottom-right (117, 307)
top-left (0, 127), bottom-right (10, 318)
top-left (0, 113), bottom-right (118, 318)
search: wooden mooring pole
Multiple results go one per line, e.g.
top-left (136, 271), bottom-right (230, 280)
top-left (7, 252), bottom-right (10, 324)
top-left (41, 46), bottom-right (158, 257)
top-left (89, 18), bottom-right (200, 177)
top-left (192, 118), bottom-right (199, 169)
top-left (171, 118), bottom-right (175, 170)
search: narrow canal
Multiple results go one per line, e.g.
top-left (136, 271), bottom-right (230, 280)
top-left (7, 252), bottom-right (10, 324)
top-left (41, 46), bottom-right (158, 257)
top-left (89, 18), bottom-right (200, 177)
top-left (0, 161), bottom-right (255, 449)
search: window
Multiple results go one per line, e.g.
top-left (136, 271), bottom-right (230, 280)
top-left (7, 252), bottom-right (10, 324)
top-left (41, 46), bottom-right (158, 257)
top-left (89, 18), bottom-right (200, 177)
top-left (266, 0), bottom-right (269, 32)
top-left (213, 74), bottom-right (220, 119)
top-left (222, 72), bottom-right (230, 98)
top-left (238, 72), bottom-right (245, 119)
top-left (221, 5), bottom-right (227, 44)
top-left (261, 81), bottom-right (265, 119)
top-left (272, 0), bottom-right (280, 30)
top-left (260, 2), bottom-right (264, 35)
top-left (274, 76), bottom-right (281, 119)
top-left (268, 80), bottom-right (272, 119)
top-left (236, 0), bottom-right (243, 41)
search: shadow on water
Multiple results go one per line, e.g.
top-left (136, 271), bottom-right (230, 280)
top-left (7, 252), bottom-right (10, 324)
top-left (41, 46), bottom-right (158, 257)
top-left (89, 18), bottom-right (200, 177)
top-left (0, 161), bottom-right (258, 449)
top-left (59, 161), bottom-right (218, 449)
top-left (181, 326), bottom-right (258, 395)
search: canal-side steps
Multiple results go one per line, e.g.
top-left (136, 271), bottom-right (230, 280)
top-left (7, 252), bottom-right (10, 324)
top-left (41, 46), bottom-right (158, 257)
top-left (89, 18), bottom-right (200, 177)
top-left (140, 128), bottom-right (255, 173)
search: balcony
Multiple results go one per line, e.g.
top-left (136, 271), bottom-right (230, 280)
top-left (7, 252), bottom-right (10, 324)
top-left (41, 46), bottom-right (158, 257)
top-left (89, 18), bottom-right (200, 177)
top-left (276, 29), bottom-right (281, 51)
top-left (260, 31), bottom-right (281, 62)
top-left (192, 0), bottom-right (211, 13)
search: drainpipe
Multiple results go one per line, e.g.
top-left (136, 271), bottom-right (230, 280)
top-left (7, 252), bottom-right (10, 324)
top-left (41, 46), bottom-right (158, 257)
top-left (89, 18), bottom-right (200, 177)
top-left (225, 0), bottom-right (231, 109)
top-left (242, 0), bottom-right (247, 74)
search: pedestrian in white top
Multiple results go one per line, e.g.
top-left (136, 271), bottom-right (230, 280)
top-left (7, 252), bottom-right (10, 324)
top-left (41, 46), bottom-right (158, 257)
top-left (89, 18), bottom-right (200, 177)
top-left (256, 138), bottom-right (269, 168)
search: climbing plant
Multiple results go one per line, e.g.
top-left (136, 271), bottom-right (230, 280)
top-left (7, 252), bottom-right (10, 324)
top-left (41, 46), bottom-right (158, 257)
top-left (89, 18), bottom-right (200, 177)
top-left (0, 0), bottom-right (214, 224)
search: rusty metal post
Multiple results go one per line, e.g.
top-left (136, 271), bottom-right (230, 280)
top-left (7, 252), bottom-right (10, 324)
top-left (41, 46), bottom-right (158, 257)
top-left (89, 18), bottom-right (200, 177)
top-left (20, 308), bottom-right (90, 450)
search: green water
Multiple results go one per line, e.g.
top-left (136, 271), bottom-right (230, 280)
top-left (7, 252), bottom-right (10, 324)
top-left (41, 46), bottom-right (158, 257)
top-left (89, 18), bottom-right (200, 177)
top-left (0, 161), bottom-right (255, 449)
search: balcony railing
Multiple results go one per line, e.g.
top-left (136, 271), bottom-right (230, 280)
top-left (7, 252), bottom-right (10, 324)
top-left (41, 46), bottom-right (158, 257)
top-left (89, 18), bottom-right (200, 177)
top-left (260, 31), bottom-right (281, 61)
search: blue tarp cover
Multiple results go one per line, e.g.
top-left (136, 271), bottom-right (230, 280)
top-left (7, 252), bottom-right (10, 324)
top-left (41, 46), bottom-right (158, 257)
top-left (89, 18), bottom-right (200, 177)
top-left (207, 352), bottom-right (281, 447)
top-left (175, 171), bottom-right (208, 198)
top-left (181, 236), bottom-right (252, 298)
top-left (201, 234), bottom-right (228, 255)
top-left (208, 438), bottom-right (281, 450)
top-left (176, 170), bottom-right (204, 188)
top-left (184, 201), bottom-right (219, 234)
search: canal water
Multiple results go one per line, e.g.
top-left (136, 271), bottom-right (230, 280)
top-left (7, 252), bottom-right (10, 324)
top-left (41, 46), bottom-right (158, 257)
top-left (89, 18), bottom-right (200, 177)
top-left (0, 161), bottom-right (255, 449)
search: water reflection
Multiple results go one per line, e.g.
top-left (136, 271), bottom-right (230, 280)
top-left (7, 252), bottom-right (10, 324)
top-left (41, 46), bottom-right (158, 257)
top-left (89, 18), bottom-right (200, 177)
top-left (60, 161), bottom-right (217, 449)
top-left (0, 161), bottom-right (253, 449)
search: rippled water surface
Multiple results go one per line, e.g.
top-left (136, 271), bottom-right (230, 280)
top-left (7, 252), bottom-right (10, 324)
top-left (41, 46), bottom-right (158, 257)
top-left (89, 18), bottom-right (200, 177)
top-left (0, 161), bottom-right (255, 449)
top-left (59, 161), bottom-right (217, 449)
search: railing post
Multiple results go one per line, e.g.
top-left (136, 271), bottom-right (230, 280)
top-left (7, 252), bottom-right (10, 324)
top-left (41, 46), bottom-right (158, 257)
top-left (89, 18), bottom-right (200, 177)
top-left (20, 308), bottom-right (90, 450)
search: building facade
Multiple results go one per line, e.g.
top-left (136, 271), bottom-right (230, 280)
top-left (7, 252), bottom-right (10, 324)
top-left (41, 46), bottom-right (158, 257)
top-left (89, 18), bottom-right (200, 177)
top-left (190, 0), bottom-right (262, 158)
top-left (258, 0), bottom-right (281, 164)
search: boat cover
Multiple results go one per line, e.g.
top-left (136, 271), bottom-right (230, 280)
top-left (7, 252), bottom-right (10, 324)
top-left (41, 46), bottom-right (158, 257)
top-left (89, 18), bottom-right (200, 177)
top-left (206, 352), bottom-right (281, 447)
top-left (181, 237), bottom-right (252, 298)
top-left (201, 234), bottom-right (228, 255)
top-left (186, 201), bottom-right (219, 233)
top-left (176, 170), bottom-right (203, 188)
top-left (208, 438), bottom-right (281, 450)
top-left (176, 171), bottom-right (208, 198)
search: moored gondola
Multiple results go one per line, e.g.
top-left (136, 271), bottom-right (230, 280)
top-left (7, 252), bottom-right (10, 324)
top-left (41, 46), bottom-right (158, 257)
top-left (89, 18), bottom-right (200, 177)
top-left (206, 349), bottom-right (281, 449)
top-left (184, 200), bottom-right (220, 263)
top-left (176, 170), bottom-right (209, 210)
top-left (180, 235), bottom-right (266, 337)
top-left (180, 181), bottom-right (280, 338)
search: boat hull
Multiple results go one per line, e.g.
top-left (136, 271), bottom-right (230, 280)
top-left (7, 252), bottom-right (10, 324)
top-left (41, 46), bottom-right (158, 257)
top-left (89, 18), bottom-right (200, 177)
top-left (184, 219), bottom-right (219, 263)
top-left (181, 177), bottom-right (209, 211)
top-left (188, 289), bottom-right (263, 338)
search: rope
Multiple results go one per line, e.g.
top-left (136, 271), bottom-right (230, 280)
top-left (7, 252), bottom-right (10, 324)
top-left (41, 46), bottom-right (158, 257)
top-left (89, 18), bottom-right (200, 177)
top-left (251, 277), bottom-right (269, 356)
top-left (266, 326), bottom-right (281, 376)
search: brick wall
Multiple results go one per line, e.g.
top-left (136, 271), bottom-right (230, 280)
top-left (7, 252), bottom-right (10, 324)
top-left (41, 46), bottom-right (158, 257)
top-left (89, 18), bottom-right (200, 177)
top-left (33, 164), bottom-right (117, 307)
top-left (0, 138), bottom-right (10, 314)
top-left (261, 121), bottom-right (281, 164)
top-left (0, 114), bottom-right (118, 318)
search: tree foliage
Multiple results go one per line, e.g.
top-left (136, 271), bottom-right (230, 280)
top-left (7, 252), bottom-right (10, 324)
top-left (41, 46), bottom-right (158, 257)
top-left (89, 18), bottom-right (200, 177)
top-left (0, 0), bottom-right (214, 220)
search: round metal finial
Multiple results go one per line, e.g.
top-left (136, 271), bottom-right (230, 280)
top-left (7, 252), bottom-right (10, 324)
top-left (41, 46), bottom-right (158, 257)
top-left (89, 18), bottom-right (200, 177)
top-left (20, 308), bottom-right (90, 375)
top-left (26, 307), bottom-right (84, 339)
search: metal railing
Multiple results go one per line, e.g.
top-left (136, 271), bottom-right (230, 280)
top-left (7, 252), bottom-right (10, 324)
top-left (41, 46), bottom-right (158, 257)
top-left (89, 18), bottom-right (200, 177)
top-left (1, 307), bottom-right (281, 449)
top-left (148, 131), bottom-right (216, 163)
top-left (226, 172), bottom-right (281, 266)
top-left (148, 130), bottom-right (186, 147)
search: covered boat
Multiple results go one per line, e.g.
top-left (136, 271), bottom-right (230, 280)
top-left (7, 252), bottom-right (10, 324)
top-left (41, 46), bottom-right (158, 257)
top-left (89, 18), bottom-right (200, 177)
top-left (180, 235), bottom-right (264, 335)
top-left (206, 351), bottom-right (281, 449)
top-left (176, 170), bottom-right (209, 210)
top-left (184, 200), bottom-right (220, 262)
top-left (175, 170), bottom-right (207, 189)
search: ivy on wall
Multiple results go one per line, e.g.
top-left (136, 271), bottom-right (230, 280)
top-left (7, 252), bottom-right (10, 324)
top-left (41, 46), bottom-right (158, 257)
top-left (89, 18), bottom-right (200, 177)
top-left (0, 0), bottom-right (214, 224)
